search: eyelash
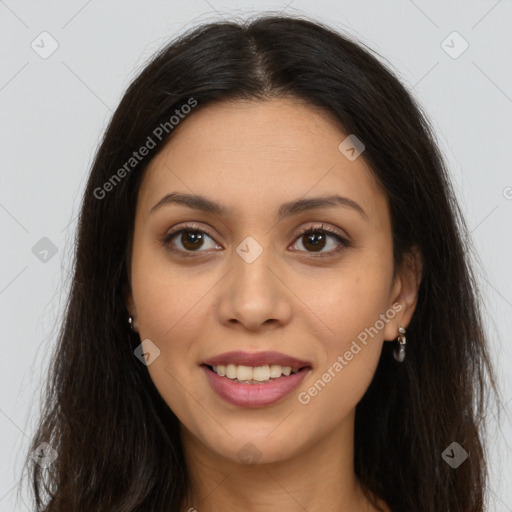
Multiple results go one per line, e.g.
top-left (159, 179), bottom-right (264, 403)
top-left (160, 222), bottom-right (351, 259)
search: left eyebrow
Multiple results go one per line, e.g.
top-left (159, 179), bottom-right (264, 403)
top-left (149, 192), bottom-right (369, 221)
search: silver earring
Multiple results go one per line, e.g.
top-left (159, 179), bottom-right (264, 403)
top-left (393, 325), bottom-right (406, 362)
top-left (128, 316), bottom-right (134, 331)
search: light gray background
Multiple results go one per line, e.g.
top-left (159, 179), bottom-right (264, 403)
top-left (1, 1), bottom-right (511, 510)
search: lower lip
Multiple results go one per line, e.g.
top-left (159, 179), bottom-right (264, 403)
top-left (201, 365), bottom-right (311, 407)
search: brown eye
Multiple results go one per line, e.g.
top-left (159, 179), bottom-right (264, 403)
top-left (291, 225), bottom-right (350, 257)
top-left (162, 225), bottom-right (220, 255)
top-left (161, 222), bottom-right (349, 259)
top-left (178, 230), bottom-right (206, 251)
top-left (300, 231), bottom-right (328, 252)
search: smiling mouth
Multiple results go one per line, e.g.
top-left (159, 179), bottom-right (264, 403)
top-left (203, 363), bottom-right (311, 384)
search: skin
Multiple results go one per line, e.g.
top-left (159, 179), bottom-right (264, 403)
top-left (126, 97), bottom-right (422, 512)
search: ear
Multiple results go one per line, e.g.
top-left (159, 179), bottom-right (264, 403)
top-left (383, 245), bottom-right (423, 342)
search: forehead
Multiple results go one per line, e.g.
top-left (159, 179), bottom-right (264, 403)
top-left (138, 97), bottom-right (389, 228)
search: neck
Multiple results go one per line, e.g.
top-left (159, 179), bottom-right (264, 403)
top-left (180, 409), bottom-right (387, 512)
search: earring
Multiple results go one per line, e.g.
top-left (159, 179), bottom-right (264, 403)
top-left (128, 316), bottom-right (134, 331)
top-left (393, 325), bottom-right (406, 362)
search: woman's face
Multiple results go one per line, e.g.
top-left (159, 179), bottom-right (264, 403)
top-left (127, 97), bottom-right (420, 465)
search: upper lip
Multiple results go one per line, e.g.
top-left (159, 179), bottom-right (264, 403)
top-left (202, 351), bottom-right (312, 369)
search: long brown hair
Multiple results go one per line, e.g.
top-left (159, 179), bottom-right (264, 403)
top-left (21, 14), bottom-right (502, 512)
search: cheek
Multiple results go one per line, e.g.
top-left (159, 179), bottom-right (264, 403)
top-left (132, 275), bottom-right (211, 371)
top-left (295, 276), bottom-right (390, 422)
top-left (131, 238), bottom-right (211, 340)
top-left (304, 260), bottom-right (393, 350)
top-left (295, 260), bottom-right (392, 405)
top-left (130, 243), bottom-right (218, 407)
top-left (131, 272), bottom-right (210, 423)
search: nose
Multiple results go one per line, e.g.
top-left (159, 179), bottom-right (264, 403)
top-left (216, 248), bottom-right (292, 333)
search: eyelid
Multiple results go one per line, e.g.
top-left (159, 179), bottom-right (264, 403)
top-left (160, 221), bottom-right (350, 257)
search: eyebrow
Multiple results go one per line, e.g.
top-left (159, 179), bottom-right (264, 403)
top-left (149, 192), bottom-right (368, 221)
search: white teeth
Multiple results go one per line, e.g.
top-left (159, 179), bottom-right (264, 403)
top-left (211, 363), bottom-right (298, 381)
top-left (237, 365), bottom-right (253, 381)
top-left (270, 364), bottom-right (283, 378)
top-left (252, 365), bottom-right (270, 381)
top-left (226, 364), bottom-right (237, 379)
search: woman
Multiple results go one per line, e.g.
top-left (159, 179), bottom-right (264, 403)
top-left (23, 14), bottom-right (501, 512)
